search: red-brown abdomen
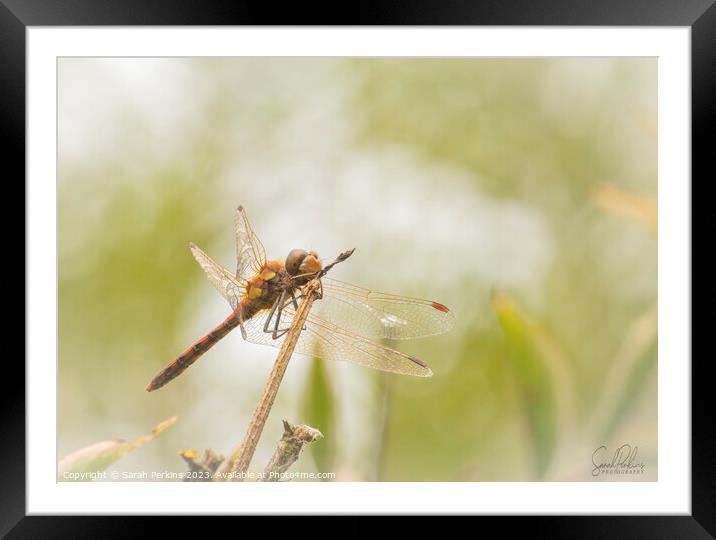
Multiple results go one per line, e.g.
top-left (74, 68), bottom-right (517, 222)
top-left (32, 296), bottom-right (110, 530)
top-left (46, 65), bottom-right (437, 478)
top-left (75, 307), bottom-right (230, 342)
top-left (146, 303), bottom-right (253, 392)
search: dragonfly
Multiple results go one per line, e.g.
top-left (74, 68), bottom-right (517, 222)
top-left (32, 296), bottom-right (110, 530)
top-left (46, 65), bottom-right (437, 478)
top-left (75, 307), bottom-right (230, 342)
top-left (146, 206), bottom-right (454, 392)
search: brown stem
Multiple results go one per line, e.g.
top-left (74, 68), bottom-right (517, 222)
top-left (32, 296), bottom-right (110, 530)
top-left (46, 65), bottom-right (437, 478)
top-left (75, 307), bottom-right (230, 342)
top-left (215, 279), bottom-right (321, 481)
top-left (259, 420), bottom-right (323, 482)
top-left (180, 448), bottom-right (224, 481)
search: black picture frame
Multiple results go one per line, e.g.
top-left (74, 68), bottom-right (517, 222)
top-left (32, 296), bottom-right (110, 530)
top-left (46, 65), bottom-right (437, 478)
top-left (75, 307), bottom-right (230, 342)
top-left (5, 1), bottom-right (707, 535)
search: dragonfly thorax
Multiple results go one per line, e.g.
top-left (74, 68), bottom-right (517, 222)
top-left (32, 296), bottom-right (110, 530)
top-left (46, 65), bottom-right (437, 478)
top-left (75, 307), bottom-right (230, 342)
top-left (244, 260), bottom-right (285, 302)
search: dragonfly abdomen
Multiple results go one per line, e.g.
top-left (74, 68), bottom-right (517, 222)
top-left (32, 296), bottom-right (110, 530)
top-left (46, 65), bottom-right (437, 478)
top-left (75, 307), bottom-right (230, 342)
top-left (146, 308), bottom-right (244, 392)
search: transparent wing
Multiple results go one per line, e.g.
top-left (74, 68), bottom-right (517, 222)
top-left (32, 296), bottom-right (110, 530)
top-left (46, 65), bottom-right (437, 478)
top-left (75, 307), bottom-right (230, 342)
top-left (242, 304), bottom-right (433, 377)
top-left (189, 242), bottom-right (244, 311)
top-left (312, 278), bottom-right (455, 340)
top-left (235, 205), bottom-right (267, 281)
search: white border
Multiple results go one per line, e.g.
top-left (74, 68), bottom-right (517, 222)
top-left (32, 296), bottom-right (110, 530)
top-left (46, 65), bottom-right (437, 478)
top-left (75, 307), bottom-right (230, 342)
top-left (28, 27), bottom-right (690, 514)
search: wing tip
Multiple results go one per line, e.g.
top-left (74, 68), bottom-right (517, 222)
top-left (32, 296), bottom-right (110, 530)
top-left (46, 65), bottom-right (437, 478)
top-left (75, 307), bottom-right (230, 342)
top-left (407, 355), bottom-right (433, 377)
top-left (408, 355), bottom-right (426, 367)
top-left (431, 301), bottom-right (450, 313)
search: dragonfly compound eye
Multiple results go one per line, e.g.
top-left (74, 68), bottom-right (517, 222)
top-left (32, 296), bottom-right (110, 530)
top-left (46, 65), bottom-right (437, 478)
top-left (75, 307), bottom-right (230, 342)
top-left (285, 248), bottom-right (309, 276)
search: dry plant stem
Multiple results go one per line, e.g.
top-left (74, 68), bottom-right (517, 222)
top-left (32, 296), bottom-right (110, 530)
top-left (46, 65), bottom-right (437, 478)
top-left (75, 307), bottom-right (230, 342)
top-left (216, 279), bottom-right (321, 481)
top-left (180, 448), bottom-right (224, 481)
top-left (260, 420), bottom-right (323, 482)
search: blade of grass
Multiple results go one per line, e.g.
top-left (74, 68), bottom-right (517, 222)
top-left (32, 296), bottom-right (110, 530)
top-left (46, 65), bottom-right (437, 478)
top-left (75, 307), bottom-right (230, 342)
top-left (592, 183), bottom-right (657, 234)
top-left (58, 415), bottom-right (177, 481)
top-left (493, 293), bottom-right (560, 479)
top-left (591, 303), bottom-right (658, 443)
top-left (300, 357), bottom-right (337, 478)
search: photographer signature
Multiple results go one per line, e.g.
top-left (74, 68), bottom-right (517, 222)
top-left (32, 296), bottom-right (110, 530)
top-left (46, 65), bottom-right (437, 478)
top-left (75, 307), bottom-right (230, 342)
top-left (592, 444), bottom-right (645, 477)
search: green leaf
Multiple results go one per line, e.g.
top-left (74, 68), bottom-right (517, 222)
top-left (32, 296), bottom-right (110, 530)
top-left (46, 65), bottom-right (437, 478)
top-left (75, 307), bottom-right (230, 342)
top-left (493, 293), bottom-right (557, 479)
top-left (300, 358), bottom-right (336, 477)
top-left (58, 416), bottom-right (178, 481)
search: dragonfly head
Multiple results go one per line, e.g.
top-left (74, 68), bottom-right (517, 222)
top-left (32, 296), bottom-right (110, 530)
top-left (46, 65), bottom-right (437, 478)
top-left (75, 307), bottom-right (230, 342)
top-left (285, 248), bottom-right (322, 277)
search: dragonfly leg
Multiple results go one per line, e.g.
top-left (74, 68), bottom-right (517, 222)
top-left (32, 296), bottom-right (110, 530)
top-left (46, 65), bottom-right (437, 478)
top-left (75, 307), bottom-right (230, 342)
top-left (285, 288), bottom-right (309, 332)
top-left (271, 293), bottom-right (299, 339)
top-left (316, 278), bottom-right (324, 300)
top-left (273, 327), bottom-right (291, 339)
top-left (272, 294), bottom-right (284, 338)
top-left (289, 288), bottom-right (299, 310)
top-left (261, 291), bottom-right (302, 339)
top-left (290, 271), bottom-right (317, 283)
top-left (262, 290), bottom-right (284, 335)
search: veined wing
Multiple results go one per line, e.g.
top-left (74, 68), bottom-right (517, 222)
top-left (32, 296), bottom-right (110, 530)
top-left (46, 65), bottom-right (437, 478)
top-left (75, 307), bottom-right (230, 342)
top-left (235, 205), bottom-right (267, 281)
top-left (242, 305), bottom-right (433, 377)
top-left (190, 242), bottom-right (244, 311)
top-left (311, 277), bottom-right (455, 340)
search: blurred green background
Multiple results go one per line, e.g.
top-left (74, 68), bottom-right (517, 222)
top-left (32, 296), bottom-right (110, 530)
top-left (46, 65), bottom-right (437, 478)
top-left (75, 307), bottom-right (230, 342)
top-left (58, 57), bottom-right (657, 481)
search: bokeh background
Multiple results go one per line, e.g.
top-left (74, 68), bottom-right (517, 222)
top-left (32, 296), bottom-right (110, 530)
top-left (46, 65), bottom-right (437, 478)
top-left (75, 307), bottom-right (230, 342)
top-left (58, 57), bottom-right (657, 481)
